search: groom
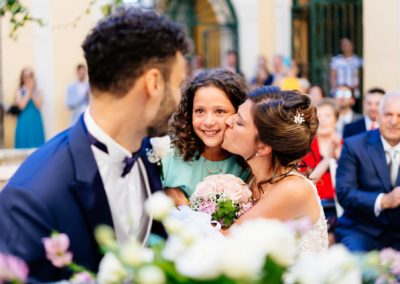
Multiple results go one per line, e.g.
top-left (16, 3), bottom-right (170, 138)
top-left (0, 7), bottom-right (188, 282)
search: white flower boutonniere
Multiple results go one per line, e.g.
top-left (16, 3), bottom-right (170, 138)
top-left (146, 136), bottom-right (171, 179)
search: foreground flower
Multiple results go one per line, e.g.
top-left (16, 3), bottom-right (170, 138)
top-left (0, 253), bottom-right (29, 283)
top-left (175, 237), bottom-right (224, 280)
top-left (70, 271), bottom-right (96, 284)
top-left (145, 192), bottom-right (174, 221)
top-left (137, 265), bottom-right (166, 284)
top-left (286, 245), bottom-right (362, 284)
top-left (42, 233), bottom-right (73, 268)
top-left (97, 252), bottom-right (128, 284)
top-left (120, 239), bottom-right (153, 267)
top-left (149, 136), bottom-right (171, 159)
top-left (229, 219), bottom-right (297, 266)
top-left (95, 225), bottom-right (118, 251)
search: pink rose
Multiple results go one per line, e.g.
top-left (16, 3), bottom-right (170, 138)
top-left (42, 233), bottom-right (73, 268)
top-left (0, 253), bottom-right (29, 282)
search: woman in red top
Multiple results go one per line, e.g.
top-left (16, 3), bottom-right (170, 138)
top-left (303, 98), bottom-right (342, 243)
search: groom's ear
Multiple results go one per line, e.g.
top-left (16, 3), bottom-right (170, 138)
top-left (257, 143), bottom-right (272, 157)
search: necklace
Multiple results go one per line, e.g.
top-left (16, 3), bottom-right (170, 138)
top-left (204, 159), bottom-right (223, 174)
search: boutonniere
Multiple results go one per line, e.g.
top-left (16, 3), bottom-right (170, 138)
top-left (146, 135), bottom-right (171, 179)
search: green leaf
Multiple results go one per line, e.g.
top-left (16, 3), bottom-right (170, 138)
top-left (212, 200), bottom-right (238, 227)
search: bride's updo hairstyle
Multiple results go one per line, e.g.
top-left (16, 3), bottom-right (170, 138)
top-left (249, 86), bottom-right (319, 183)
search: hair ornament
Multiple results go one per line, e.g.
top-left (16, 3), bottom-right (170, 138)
top-left (293, 110), bottom-right (305, 125)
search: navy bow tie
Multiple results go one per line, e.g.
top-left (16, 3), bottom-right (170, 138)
top-left (88, 132), bottom-right (141, 177)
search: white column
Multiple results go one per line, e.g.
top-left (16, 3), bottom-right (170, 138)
top-left (231, 0), bottom-right (260, 80)
top-left (32, 0), bottom-right (54, 140)
top-left (274, 0), bottom-right (292, 59)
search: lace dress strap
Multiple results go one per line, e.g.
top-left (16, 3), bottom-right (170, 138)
top-left (286, 172), bottom-right (329, 255)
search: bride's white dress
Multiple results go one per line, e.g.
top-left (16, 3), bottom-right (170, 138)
top-left (288, 172), bottom-right (329, 255)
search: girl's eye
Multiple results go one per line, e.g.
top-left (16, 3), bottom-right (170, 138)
top-left (194, 109), bottom-right (204, 114)
top-left (216, 109), bottom-right (225, 114)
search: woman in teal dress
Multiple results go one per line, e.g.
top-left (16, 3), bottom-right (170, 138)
top-left (15, 67), bottom-right (45, 148)
top-left (163, 68), bottom-right (249, 204)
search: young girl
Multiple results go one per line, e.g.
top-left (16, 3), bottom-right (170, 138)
top-left (162, 68), bottom-right (249, 205)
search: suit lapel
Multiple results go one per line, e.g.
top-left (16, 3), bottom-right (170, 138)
top-left (367, 130), bottom-right (392, 192)
top-left (68, 117), bottom-right (114, 233)
top-left (139, 137), bottom-right (163, 194)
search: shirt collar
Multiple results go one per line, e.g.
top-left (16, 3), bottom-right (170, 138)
top-left (364, 116), bottom-right (378, 130)
top-left (380, 135), bottom-right (400, 153)
top-left (84, 109), bottom-right (132, 161)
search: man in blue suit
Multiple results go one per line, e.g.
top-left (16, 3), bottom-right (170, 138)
top-left (343, 87), bottom-right (385, 138)
top-left (335, 92), bottom-right (400, 251)
top-left (0, 7), bottom-right (188, 282)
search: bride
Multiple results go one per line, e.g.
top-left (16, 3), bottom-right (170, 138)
top-left (221, 86), bottom-right (328, 253)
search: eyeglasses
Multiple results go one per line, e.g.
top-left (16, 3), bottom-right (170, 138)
top-left (335, 90), bottom-right (352, 99)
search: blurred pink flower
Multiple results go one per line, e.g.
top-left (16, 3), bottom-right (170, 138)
top-left (198, 200), bottom-right (217, 215)
top-left (70, 271), bottom-right (96, 284)
top-left (0, 253), bottom-right (29, 283)
top-left (42, 233), bottom-right (73, 268)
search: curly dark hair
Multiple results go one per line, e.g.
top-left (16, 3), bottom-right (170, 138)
top-left (248, 86), bottom-right (319, 185)
top-left (170, 68), bottom-right (248, 161)
top-left (82, 7), bottom-right (189, 95)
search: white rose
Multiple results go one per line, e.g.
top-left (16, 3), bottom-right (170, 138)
top-left (145, 192), bottom-right (174, 221)
top-left (97, 253), bottom-right (127, 284)
top-left (150, 136), bottom-right (171, 159)
top-left (229, 219), bottom-right (296, 266)
top-left (286, 245), bottom-right (361, 284)
top-left (120, 240), bottom-right (153, 267)
top-left (136, 265), bottom-right (166, 284)
top-left (162, 235), bottom-right (187, 261)
top-left (175, 237), bottom-right (224, 280)
top-left (221, 237), bottom-right (265, 280)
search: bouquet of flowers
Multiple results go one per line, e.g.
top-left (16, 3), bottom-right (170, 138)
top-left (189, 174), bottom-right (253, 227)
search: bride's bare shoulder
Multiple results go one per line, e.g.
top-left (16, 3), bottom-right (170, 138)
top-left (270, 174), bottom-right (314, 201)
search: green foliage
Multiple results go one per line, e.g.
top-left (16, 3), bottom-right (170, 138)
top-left (259, 256), bottom-right (287, 284)
top-left (100, 0), bottom-right (125, 16)
top-left (212, 199), bottom-right (237, 227)
top-left (0, 0), bottom-right (43, 38)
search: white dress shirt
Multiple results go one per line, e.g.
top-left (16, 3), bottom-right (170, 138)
top-left (374, 136), bottom-right (400, 216)
top-left (364, 116), bottom-right (378, 131)
top-left (84, 110), bottom-right (151, 244)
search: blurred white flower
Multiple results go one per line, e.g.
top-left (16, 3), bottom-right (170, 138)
top-left (95, 226), bottom-right (118, 250)
top-left (229, 219), bottom-right (297, 266)
top-left (97, 253), bottom-right (127, 284)
top-left (162, 235), bottom-right (187, 262)
top-left (222, 237), bottom-right (265, 280)
top-left (286, 245), bottom-right (362, 284)
top-left (145, 192), bottom-right (174, 221)
top-left (120, 239), bottom-right (153, 267)
top-left (149, 136), bottom-right (171, 159)
top-left (175, 237), bottom-right (224, 280)
top-left (163, 217), bottom-right (184, 235)
top-left (137, 265), bottom-right (166, 284)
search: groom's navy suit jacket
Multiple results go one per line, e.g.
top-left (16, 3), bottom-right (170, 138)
top-left (0, 117), bottom-right (165, 282)
top-left (336, 129), bottom-right (400, 239)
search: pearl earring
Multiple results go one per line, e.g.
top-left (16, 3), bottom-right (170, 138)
top-left (255, 153), bottom-right (259, 157)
